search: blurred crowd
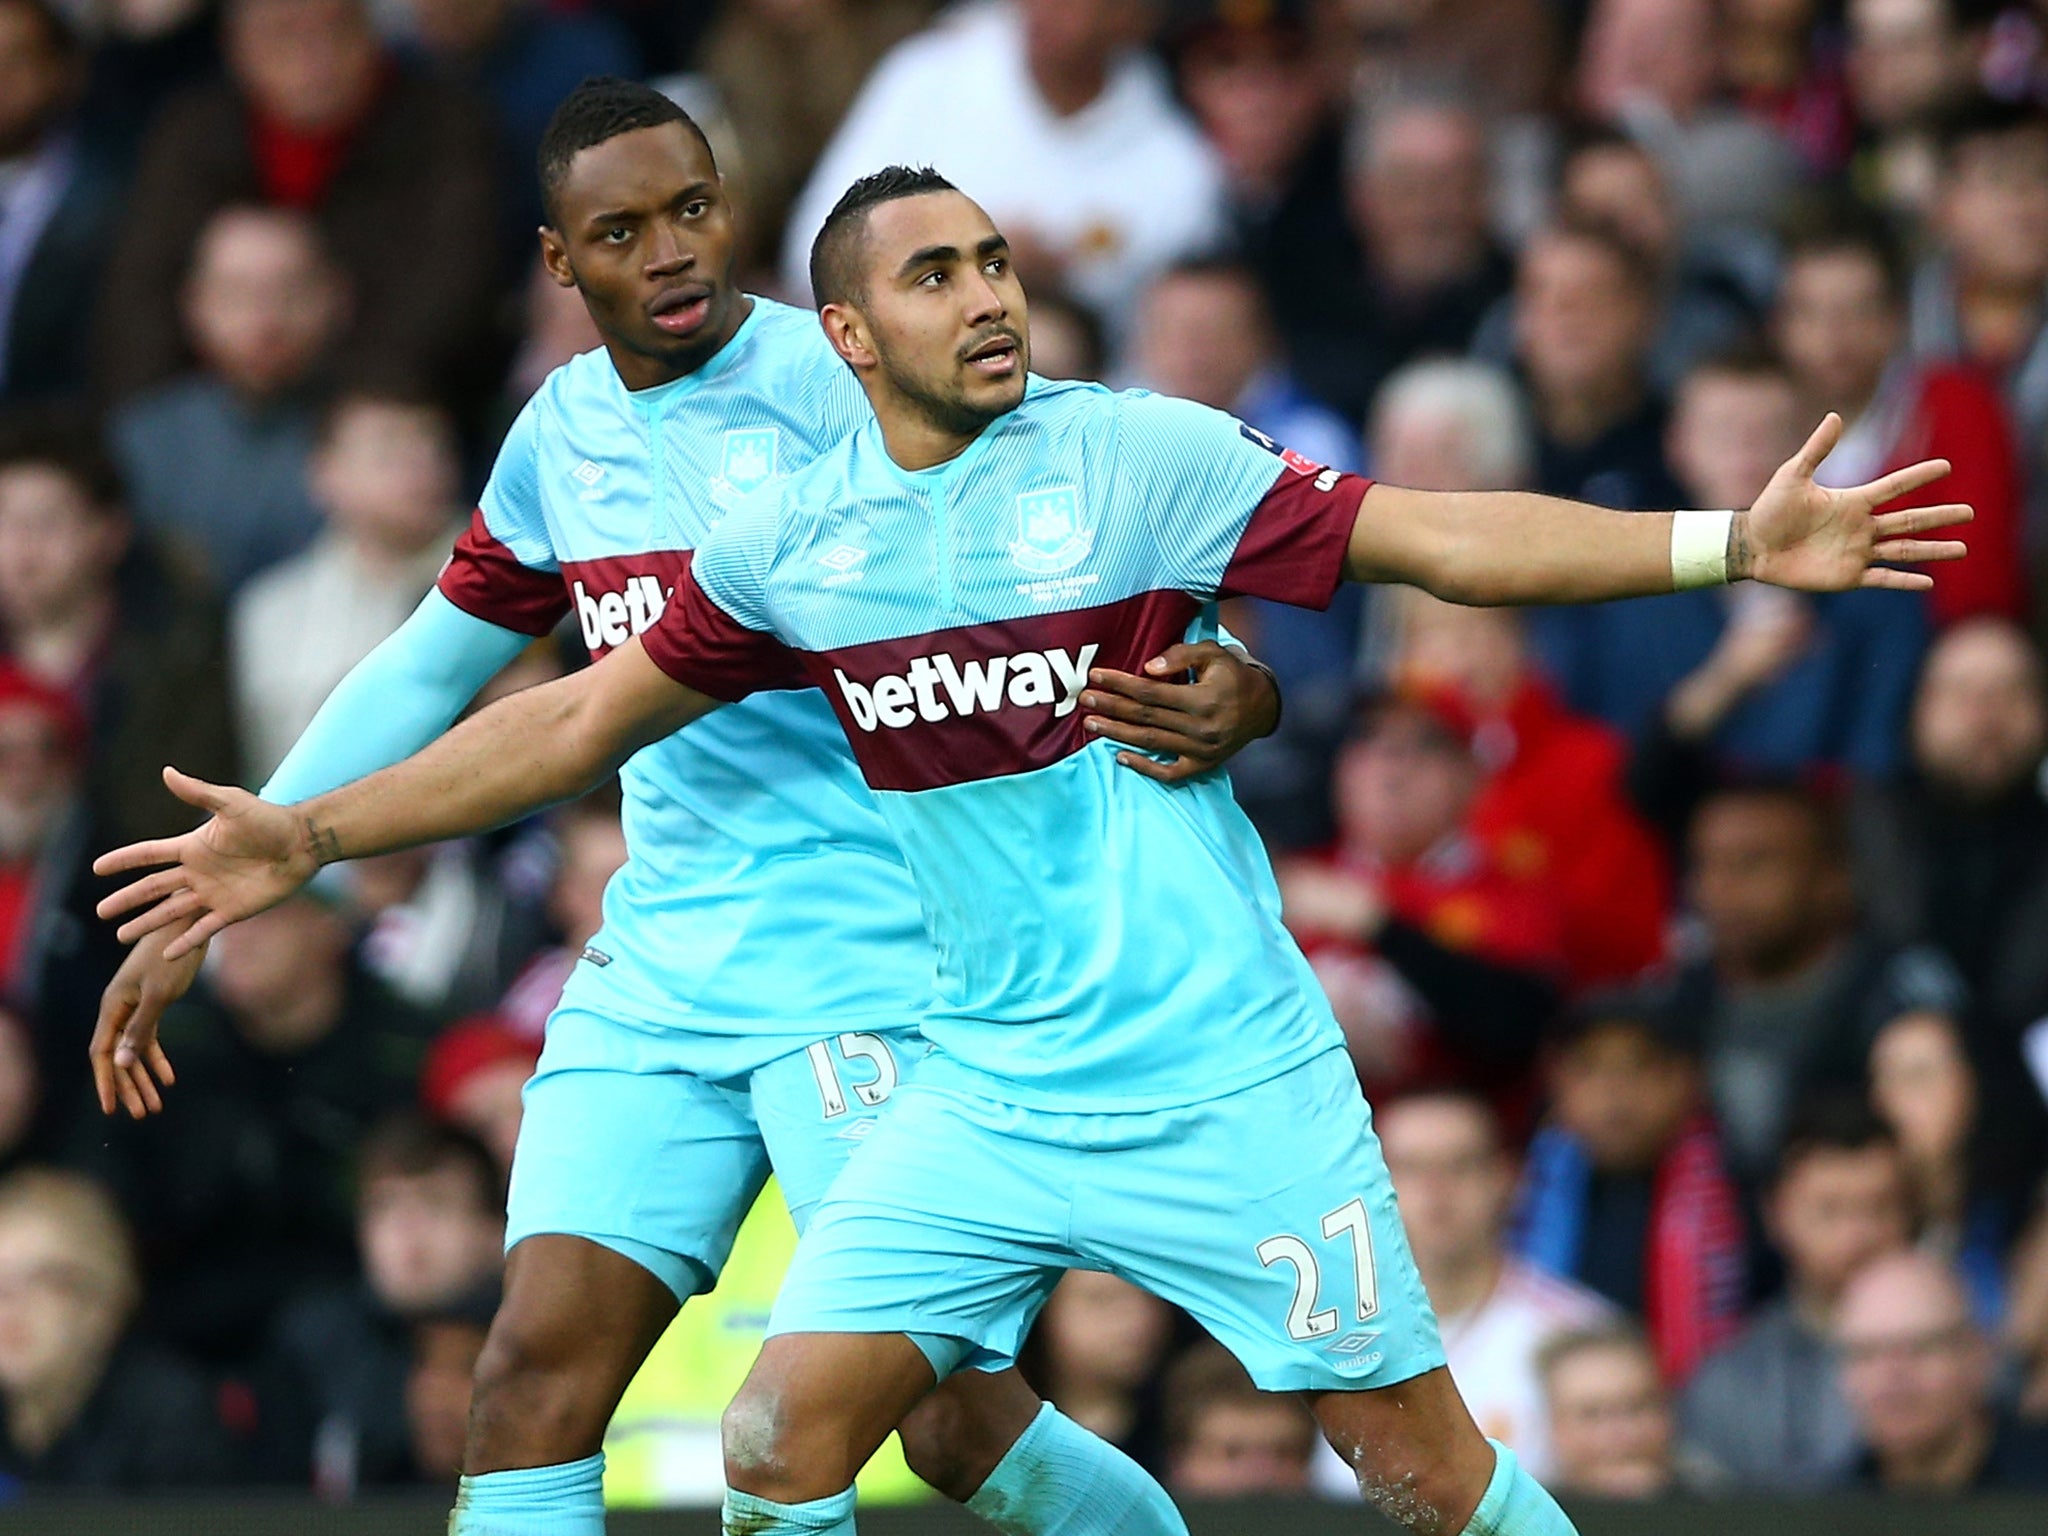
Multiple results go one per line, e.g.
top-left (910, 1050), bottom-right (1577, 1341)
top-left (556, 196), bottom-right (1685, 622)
top-left (4, 0), bottom-right (2048, 1507)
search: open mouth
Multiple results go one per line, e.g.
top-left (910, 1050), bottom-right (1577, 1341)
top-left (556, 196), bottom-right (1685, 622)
top-left (649, 285), bottom-right (713, 336)
top-left (963, 333), bottom-right (1021, 378)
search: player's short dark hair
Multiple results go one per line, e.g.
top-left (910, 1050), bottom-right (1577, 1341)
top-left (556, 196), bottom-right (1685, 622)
top-left (808, 165), bottom-right (959, 309)
top-left (1772, 1093), bottom-right (1900, 1190)
top-left (537, 77), bottom-right (712, 228)
top-left (357, 1111), bottom-right (502, 1215)
top-left (0, 409), bottom-right (125, 512)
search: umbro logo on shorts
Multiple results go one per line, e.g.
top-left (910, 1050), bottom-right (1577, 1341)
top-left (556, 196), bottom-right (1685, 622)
top-left (832, 643), bottom-right (1100, 732)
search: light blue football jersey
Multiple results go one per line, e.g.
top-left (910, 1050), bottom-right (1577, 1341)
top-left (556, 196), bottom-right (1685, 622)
top-left (646, 378), bottom-right (1371, 1111)
top-left (439, 297), bottom-right (937, 1063)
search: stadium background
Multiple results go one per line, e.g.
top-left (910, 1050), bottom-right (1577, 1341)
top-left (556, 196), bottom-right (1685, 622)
top-left (1, 0), bottom-right (2048, 1521)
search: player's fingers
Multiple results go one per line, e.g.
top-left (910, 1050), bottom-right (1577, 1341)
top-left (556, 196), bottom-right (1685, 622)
top-left (115, 891), bottom-right (202, 947)
top-left (91, 1050), bottom-right (116, 1116)
top-left (1084, 669), bottom-right (1203, 712)
top-left (162, 767), bottom-right (240, 814)
top-left (92, 838), bottom-right (187, 880)
top-left (163, 909), bottom-right (232, 962)
top-left (1080, 691), bottom-right (1176, 731)
top-left (1113, 750), bottom-right (1195, 784)
top-left (1872, 503), bottom-right (1973, 538)
top-left (1090, 716), bottom-right (1218, 761)
top-left (96, 868), bottom-right (190, 922)
top-left (1790, 412), bottom-right (1842, 477)
top-left (1872, 539), bottom-right (1969, 565)
top-left (1857, 458), bottom-right (1951, 508)
top-left (114, 1057), bottom-right (147, 1119)
top-left (1859, 567), bottom-right (1936, 591)
top-left (143, 1039), bottom-right (176, 1091)
top-left (1140, 641), bottom-right (1227, 677)
top-left (126, 1059), bottom-right (164, 1116)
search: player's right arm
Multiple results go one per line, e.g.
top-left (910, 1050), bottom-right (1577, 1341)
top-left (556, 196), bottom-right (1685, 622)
top-left (92, 401), bottom-right (568, 1115)
top-left (95, 637), bottom-right (719, 959)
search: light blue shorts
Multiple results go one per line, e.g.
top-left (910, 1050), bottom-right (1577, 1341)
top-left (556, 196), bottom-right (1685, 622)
top-left (767, 1047), bottom-right (1445, 1393)
top-left (504, 1005), bottom-right (925, 1302)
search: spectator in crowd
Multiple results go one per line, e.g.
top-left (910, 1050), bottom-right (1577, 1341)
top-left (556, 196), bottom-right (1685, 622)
top-left (231, 391), bottom-right (464, 782)
top-left (419, 1016), bottom-right (539, 1179)
top-left (96, 0), bottom-right (500, 409)
top-left (495, 791), bottom-right (628, 1037)
top-left (1674, 780), bottom-right (1966, 1182)
top-left (83, 891), bottom-right (438, 1365)
top-left (1391, 580), bottom-right (1672, 989)
top-left (1593, 348), bottom-right (1931, 824)
top-left (0, 0), bottom-right (124, 406)
top-left (0, 1009), bottom-right (33, 1177)
top-left (108, 205), bottom-right (344, 595)
top-left (1032, 1270), bottom-right (1174, 1471)
top-left (0, 416), bottom-right (236, 850)
top-left (1721, 0), bottom-right (1856, 177)
top-left (1545, 128), bottom-right (1762, 394)
top-left (1279, 692), bottom-right (1564, 1108)
top-left (782, 0), bottom-right (1224, 332)
top-left (1836, 1250), bottom-right (2048, 1489)
top-left (1539, 1325), bottom-right (1704, 1497)
top-left (695, 0), bottom-right (935, 275)
top-left (1162, 1341), bottom-right (1317, 1498)
top-left (1846, 0), bottom-right (1983, 224)
top-left (1283, 82), bottom-right (1511, 424)
top-left (1376, 1092), bottom-right (1611, 1477)
top-left (76, 0), bottom-right (217, 170)
top-left (1867, 1010), bottom-right (2019, 1320)
top-left (0, 1167), bottom-right (237, 1487)
top-left (1021, 287), bottom-right (1105, 383)
top-left (1513, 993), bottom-right (1746, 1382)
top-left (1679, 1098), bottom-right (1912, 1488)
top-left (0, 666), bottom-right (123, 1143)
top-left (1779, 221), bottom-right (2025, 627)
top-left (1909, 99), bottom-right (2048, 499)
top-left (1853, 618), bottom-right (2048, 1047)
top-left (404, 1301), bottom-right (492, 1484)
top-left (268, 1114), bottom-right (502, 1493)
top-left (1129, 255), bottom-right (1364, 849)
top-left (1510, 218), bottom-right (1683, 511)
top-left (399, 0), bottom-right (636, 255)
top-left (1575, 0), bottom-right (1801, 234)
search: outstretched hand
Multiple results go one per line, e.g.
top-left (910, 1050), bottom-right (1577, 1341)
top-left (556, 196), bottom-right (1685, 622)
top-left (1742, 414), bottom-right (1972, 592)
top-left (92, 767), bottom-right (321, 959)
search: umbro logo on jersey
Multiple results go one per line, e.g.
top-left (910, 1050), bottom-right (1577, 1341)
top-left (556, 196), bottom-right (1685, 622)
top-left (572, 459), bottom-right (604, 486)
top-left (818, 544), bottom-right (868, 587)
top-left (573, 575), bottom-right (669, 652)
top-left (834, 644), bottom-right (1101, 732)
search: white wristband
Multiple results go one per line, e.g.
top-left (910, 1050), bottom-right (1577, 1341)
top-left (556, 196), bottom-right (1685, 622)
top-left (1670, 509), bottom-right (1734, 590)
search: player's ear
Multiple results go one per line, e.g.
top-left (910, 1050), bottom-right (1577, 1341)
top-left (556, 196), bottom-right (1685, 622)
top-left (820, 303), bottom-right (876, 372)
top-left (538, 227), bottom-right (576, 288)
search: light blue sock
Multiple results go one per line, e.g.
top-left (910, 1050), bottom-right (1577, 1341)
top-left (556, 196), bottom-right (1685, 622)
top-left (1460, 1441), bottom-right (1579, 1536)
top-left (966, 1403), bottom-right (1188, 1536)
top-left (449, 1452), bottom-right (606, 1535)
top-left (721, 1485), bottom-right (857, 1534)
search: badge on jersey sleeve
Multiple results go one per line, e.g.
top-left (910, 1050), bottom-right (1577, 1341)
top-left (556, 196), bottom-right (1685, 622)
top-left (709, 427), bottom-right (783, 508)
top-left (1009, 485), bottom-right (1092, 574)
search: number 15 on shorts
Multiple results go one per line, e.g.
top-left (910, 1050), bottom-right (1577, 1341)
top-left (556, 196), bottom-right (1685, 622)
top-left (1258, 1199), bottom-right (1379, 1340)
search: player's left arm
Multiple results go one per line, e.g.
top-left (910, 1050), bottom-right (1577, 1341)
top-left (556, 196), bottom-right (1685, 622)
top-left (1346, 414), bottom-right (1971, 603)
top-left (1078, 640), bottom-right (1281, 785)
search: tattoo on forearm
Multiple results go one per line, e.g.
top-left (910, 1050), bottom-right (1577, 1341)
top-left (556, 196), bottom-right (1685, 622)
top-left (1725, 514), bottom-right (1753, 581)
top-left (303, 818), bottom-right (342, 865)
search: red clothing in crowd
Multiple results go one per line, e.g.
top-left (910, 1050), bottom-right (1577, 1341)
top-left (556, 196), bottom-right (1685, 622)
top-left (1463, 680), bottom-right (1670, 990)
top-left (1292, 836), bottom-right (1565, 1115)
top-left (1874, 364), bottom-right (2027, 627)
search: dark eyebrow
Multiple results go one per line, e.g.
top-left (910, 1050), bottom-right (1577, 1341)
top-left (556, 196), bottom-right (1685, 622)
top-left (898, 243), bottom-right (960, 277)
top-left (977, 235), bottom-right (1009, 260)
top-left (584, 182), bottom-right (715, 230)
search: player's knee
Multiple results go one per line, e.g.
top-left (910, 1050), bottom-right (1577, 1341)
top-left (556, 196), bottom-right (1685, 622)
top-left (470, 1309), bottom-right (602, 1442)
top-left (896, 1392), bottom-right (981, 1502)
top-left (722, 1380), bottom-right (799, 1488)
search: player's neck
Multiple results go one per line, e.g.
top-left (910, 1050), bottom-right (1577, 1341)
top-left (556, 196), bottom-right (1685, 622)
top-left (874, 406), bottom-right (990, 472)
top-left (608, 294), bottom-right (754, 392)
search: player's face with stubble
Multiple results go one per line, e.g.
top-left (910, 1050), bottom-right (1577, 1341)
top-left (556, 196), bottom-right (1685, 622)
top-left (854, 192), bottom-right (1031, 435)
top-left (541, 122), bottom-right (746, 390)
